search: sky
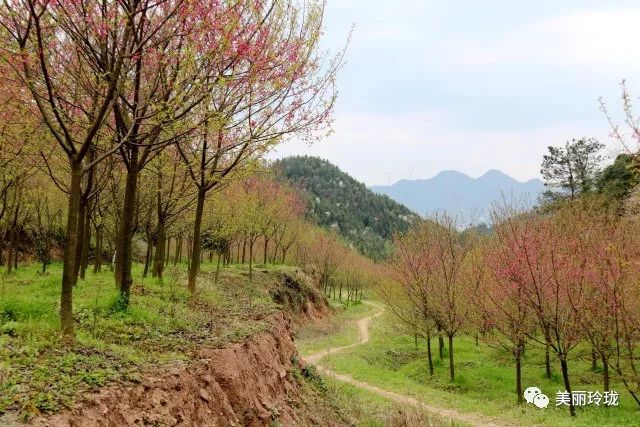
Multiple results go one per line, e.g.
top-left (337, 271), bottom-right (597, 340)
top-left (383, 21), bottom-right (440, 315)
top-left (271, 0), bottom-right (640, 186)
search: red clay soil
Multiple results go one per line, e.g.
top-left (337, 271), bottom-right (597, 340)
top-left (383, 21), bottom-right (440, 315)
top-left (30, 312), bottom-right (335, 427)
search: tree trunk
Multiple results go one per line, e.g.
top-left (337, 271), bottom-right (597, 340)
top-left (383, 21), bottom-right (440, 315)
top-left (187, 234), bottom-right (192, 270)
top-left (263, 238), bottom-right (269, 264)
top-left (187, 189), bottom-right (206, 294)
top-left (165, 236), bottom-right (171, 267)
top-left (115, 151), bottom-right (140, 308)
top-left (448, 334), bottom-right (455, 382)
top-left (74, 199), bottom-right (86, 282)
top-left (516, 354), bottom-right (523, 403)
top-left (560, 357), bottom-right (576, 417)
top-left (602, 354), bottom-right (610, 392)
top-left (241, 236), bottom-right (246, 264)
top-left (215, 253), bottom-right (221, 283)
top-left (93, 227), bottom-right (103, 274)
top-left (0, 229), bottom-right (5, 266)
top-left (591, 348), bottom-right (598, 371)
top-left (174, 235), bottom-right (182, 265)
top-left (427, 335), bottom-right (434, 376)
top-left (438, 331), bottom-right (444, 359)
top-left (248, 238), bottom-right (254, 282)
top-left (153, 218), bottom-right (166, 278)
top-left (61, 166), bottom-right (83, 339)
top-left (545, 343), bottom-right (552, 379)
top-left (143, 229), bottom-right (153, 278)
top-left (80, 203), bottom-right (91, 280)
top-left (6, 208), bottom-right (17, 274)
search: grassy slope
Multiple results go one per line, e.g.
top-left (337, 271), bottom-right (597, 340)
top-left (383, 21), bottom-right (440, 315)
top-left (0, 262), bottom-right (282, 421)
top-left (318, 306), bottom-right (639, 427)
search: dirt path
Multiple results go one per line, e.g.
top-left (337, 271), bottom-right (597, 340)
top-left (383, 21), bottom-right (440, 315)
top-left (303, 302), bottom-right (516, 427)
top-left (304, 303), bottom-right (384, 364)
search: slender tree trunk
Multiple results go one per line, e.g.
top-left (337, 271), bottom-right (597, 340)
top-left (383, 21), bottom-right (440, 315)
top-left (248, 238), bottom-right (254, 281)
top-left (448, 334), bottom-right (455, 382)
top-left (591, 348), bottom-right (598, 371)
top-left (427, 335), bottom-right (434, 376)
top-left (115, 151), bottom-right (140, 307)
top-left (174, 235), bottom-right (182, 265)
top-left (0, 229), bottom-right (5, 266)
top-left (6, 209), bottom-right (16, 274)
top-left (153, 218), bottom-right (166, 278)
top-left (143, 229), bottom-right (153, 278)
top-left (241, 235), bottom-right (247, 264)
top-left (80, 204), bottom-right (91, 280)
top-left (42, 233), bottom-right (51, 274)
top-left (74, 199), bottom-right (86, 282)
top-left (545, 343), bottom-right (552, 379)
top-left (215, 253), bottom-right (221, 283)
top-left (560, 357), bottom-right (576, 417)
top-left (602, 354), bottom-right (610, 392)
top-left (93, 227), bottom-right (103, 274)
top-left (438, 330), bottom-right (444, 359)
top-left (516, 354), bottom-right (523, 403)
top-left (165, 236), bottom-right (171, 267)
top-left (61, 166), bottom-right (83, 339)
top-left (187, 189), bottom-right (206, 294)
top-left (263, 238), bottom-right (269, 264)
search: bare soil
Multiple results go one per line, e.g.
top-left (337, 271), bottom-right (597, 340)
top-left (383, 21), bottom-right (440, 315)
top-left (29, 312), bottom-right (343, 427)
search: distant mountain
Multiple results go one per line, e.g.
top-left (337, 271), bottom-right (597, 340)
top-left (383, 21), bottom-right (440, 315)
top-left (273, 156), bottom-right (419, 260)
top-left (370, 170), bottom-right (544, 224)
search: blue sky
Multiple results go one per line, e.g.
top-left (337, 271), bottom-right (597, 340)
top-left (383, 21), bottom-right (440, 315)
top-left (273, 0), bottom-right (640, 185)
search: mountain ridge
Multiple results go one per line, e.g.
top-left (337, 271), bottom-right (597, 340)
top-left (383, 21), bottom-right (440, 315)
top-left (272, 156), bottom-right (420, 260)
top-left (371, 169), bottom-right (544, 223)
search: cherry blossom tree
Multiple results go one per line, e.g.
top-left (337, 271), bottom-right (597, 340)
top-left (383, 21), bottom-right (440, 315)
top-left (1, 0), bottom-right (139, 337)
top-left (176, 0), bottom-right (344, 293)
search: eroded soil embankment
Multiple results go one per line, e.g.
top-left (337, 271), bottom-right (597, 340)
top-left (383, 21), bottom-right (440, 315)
top-left (30, 312), bottom-right (332, 427)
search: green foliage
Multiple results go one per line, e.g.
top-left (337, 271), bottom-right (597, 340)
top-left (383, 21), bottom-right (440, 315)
top-left (596, 154), bottom-right (639, 202)
top-left (540, 138), bottom-right (604, 200)
top-left (273, 156), bottom-right (418, 260)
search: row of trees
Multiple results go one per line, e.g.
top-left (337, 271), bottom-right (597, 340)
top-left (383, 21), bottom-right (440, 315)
top-left (381, 201), bottom-right (640, 417)
top-left (0, 0), bottom-right (343, 338)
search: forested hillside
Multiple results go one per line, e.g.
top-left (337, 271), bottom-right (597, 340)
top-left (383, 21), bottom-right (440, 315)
top-left (274, 156), bottom-right (418, 259)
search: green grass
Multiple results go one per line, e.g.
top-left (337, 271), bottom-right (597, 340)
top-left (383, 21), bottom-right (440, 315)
top-left (0, 261), bottom-right (281, 420)
top-left (319, 308), bottom-right (640, 426)
top-left (295, 298), bottom-right (374, 356)
top-left (320, 376), bottom-right (453, 427)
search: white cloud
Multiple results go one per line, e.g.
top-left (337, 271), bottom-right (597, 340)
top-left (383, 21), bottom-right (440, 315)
top-left (451, 8), bottom-right (640, 69)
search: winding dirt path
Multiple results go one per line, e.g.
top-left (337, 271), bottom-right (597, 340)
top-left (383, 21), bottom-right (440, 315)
top-left (303, 302), bottom-right (516, 427)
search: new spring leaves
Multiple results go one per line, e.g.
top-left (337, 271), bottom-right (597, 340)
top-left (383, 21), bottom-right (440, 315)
top-left (524, 387), bottom-right (619, 409)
